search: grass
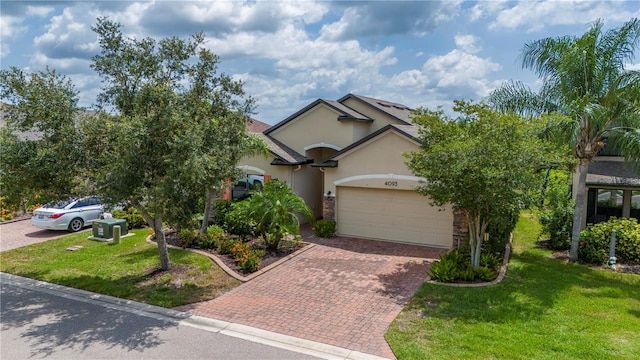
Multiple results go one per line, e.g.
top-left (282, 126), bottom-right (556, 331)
top-left (386, 212), bottom-right (640, 360)
top-left (0, 229), bottom-right (240, 307)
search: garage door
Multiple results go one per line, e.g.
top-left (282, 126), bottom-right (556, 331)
top-left (337, 187), bottom-right (452, 247)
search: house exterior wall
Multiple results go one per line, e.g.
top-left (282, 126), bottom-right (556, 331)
top-left (238, 154), bottom-right (291, 184)
top-left (267, 105), bottom-right (358, 154)
top-left (323, 131), bottom-right (420, 194)
top-left (291, 164), bottom-right (323, 219)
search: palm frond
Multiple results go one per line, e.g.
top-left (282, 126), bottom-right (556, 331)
top-left (486, 80), bottom-right (552, 117)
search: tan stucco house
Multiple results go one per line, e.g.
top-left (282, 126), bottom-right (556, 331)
top-left (239, 94), bottom-right (461, 248)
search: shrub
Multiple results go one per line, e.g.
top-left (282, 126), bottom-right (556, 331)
top-left (537, 171), bottom-right (574, 250)
top-left (313, 219), bottom-right (336, 238)
top-left (429, 248), bottom-right (499, 282)
top-left (223, 203), bottom-right (256, 239)
top-left (218, 238), bottom-right (240, 255)
top-left (439, 248), bottom-right (469, 268)
top-left (212, 200), bottom-right (233, 226)
top-left (474, 266), bottom-right (498, 281)
top-left (459, 265), bottom-right (476, 282)
top-left (579, 217), bottom-right (640, 265)
top-left (480, 253), bottom-right (502, 270)
top-left (112, 207), bottom-right (147, 229)
top-left (197, 225), bottom-right (226, 249)
top-left (484, 206), bottom-right (520, 257)
top-left (111, 209), bottom-right (127, 219)
top-left (429, 258), bottom-right (459, 283)
top-left (228, 241), bottom-right (263, 273)
top-left (178, 228), bottom-right (199, 249)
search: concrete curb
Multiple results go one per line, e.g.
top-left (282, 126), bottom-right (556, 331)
top-left (1, 272), bottom-right (390, 360)
top-left (425, 233), bottom-right (513, 287)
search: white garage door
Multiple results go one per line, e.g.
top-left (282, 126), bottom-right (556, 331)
top-left (337, 187), bottom-right (453, 247)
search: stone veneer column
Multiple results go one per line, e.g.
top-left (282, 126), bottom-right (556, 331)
top-left (452, 209), bottom-right (469, 248)
top-left (323, 194), bottom-right (336, 220)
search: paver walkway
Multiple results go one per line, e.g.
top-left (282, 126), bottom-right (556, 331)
top-left (0, 218), bottom-right (70, 252)
top-left (176, 233), bottom-right (444, 359)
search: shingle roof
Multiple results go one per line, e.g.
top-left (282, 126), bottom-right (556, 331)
top-left (245, 117), bottom-right (271, 133)
top-left (253, 133), bottom-right (310, 165)
top-left (586, 160), bottom-right (640, 187)
top-left (337, 94), bottom-right (414, 125)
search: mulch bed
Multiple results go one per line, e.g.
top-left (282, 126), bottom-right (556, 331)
top-left (163, 230), bottom-right (306, 275)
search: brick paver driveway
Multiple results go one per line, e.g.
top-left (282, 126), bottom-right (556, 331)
top-left (177, 232), bottom-right (444, 359)
top-left (0, 218), bottom-right (71, 252)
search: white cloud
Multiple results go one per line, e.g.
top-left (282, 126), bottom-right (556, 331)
top-left (0, 4), bottom-right (55, 58)
top-left (0, 15), bottom-right (25, 57)
top-left (468, 0), bottom-right (509, 22)
top-left (454, 34), bottom-right (481, 54)
top-left (320, 1), bottom-right (461, 41)
top-left (488, 0), bottom-right (640, 32)
top-left (424, 49), bottom-right (502, 96)
top-left (33, 7), bottom-right (97, 61)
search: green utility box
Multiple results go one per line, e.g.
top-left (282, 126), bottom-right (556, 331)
top-left (92, 218), bottom-right (128, 239)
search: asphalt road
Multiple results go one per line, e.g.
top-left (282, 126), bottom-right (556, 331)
top-left (1, 274), bottom-right (322, 360)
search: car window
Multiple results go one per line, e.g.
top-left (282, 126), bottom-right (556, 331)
top-left (71, 199), bottom-right (89, 208)
top-left (45, 199), bottom-right (73, 209)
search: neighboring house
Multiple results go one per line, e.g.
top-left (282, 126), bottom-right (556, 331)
top-left (573, 155), bottom-right (640, 229)
top-left (239, 94), bottom-right (464, 248)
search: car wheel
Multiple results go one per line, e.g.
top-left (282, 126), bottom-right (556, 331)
top-left (68, 218), bottom-right (84, 232)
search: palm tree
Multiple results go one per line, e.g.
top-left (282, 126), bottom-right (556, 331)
top-left (236, 179), bottom-right (312, 251)
top-left (488, 19), bottom-right (640, 261)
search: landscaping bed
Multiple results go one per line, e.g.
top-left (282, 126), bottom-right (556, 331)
top-left (163, 229), bottom-right (307, 275)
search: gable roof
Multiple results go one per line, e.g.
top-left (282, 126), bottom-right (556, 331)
top-left (264, 99), bottom-right (371, 135)
top-left (337, 93), bottom-right (414, 125)
top-left (312, 124), bottom-right (420, 167)
top-left (245, 117), bottom-right (271, 133)
top-left (253, 133), bottom-right (310, 165)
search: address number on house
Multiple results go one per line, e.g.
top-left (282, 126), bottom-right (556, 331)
top-left (384, 181), bottom-right (398, 187)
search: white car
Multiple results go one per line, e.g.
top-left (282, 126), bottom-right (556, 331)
top-left (31, 197), bottom-right (104, 232)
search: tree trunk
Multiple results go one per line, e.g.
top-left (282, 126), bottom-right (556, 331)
top-left (569, 161), bottom-right (589, 261)
top-left (153, 215), bottom-right (171, 270)
top-left (133, 202), bottom-right (171, 270)
top-left (200, 188), bottom-right (216, 235)
top-left (468, 213), bottom-right (487, 268)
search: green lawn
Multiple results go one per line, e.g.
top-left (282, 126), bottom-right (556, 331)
top-left (386, 213), bottom-right (640, 360)
top-left (0, 230), bottom-right (240, 307)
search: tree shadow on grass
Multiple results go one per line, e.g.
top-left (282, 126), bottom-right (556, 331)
top-left (410, 251), bottom-right (640, 324)
top-left (1, 276), bottom-right (175, 358)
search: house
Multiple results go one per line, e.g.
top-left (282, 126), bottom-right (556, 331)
top-left (574, 155), bottom-right (640, 228)
top-left (239, 94), bottom-right (465, 248)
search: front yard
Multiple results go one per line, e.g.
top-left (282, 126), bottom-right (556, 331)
top-left (0, 230), bottom-right (240, 307)
top-left (386, 213), bottom-right (640, 359)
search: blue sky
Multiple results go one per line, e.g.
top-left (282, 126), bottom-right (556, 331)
top-left (2, 1), bottom-right (639, 124)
